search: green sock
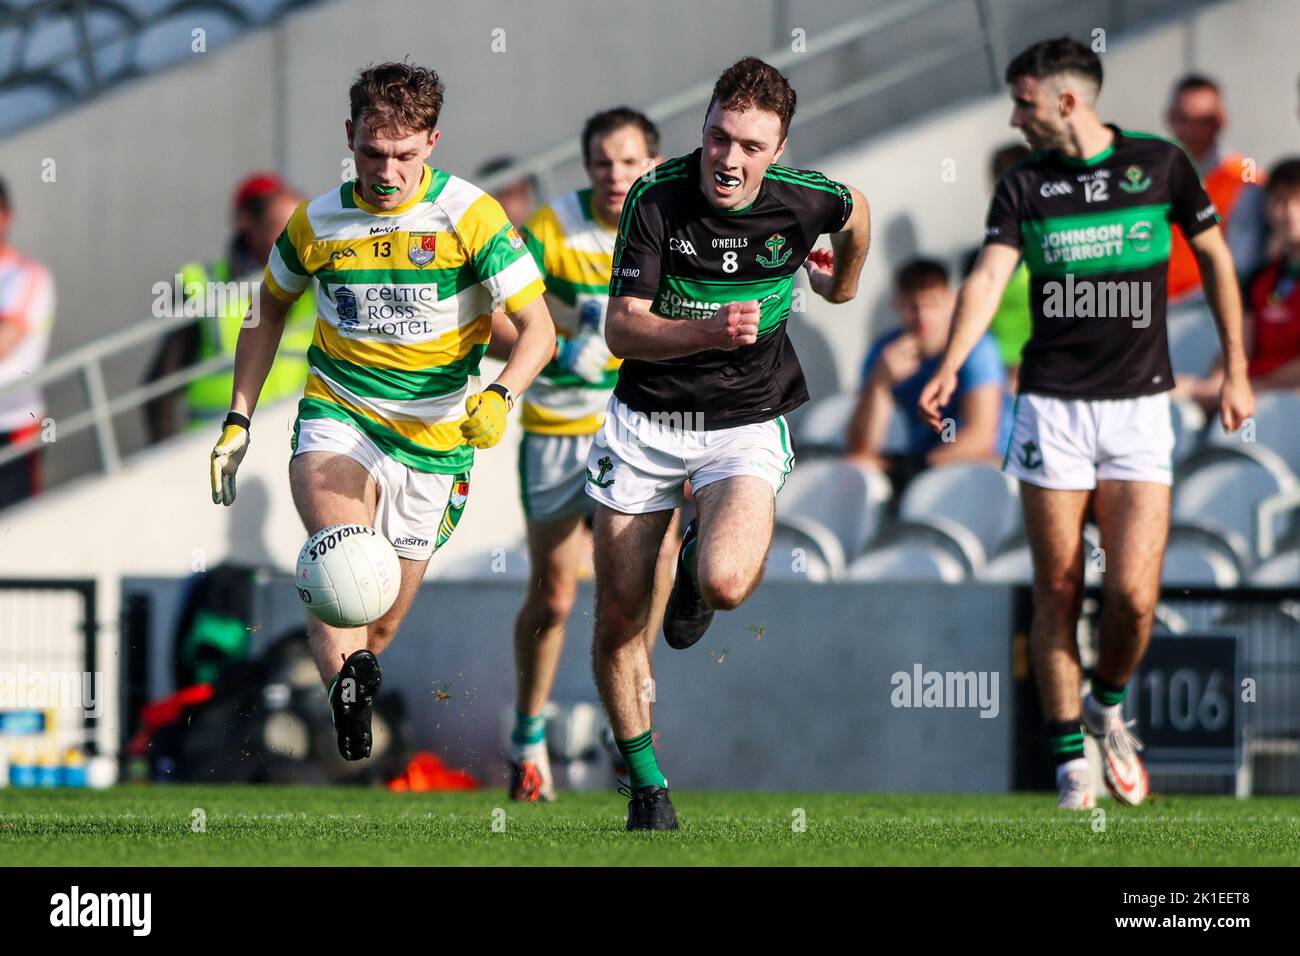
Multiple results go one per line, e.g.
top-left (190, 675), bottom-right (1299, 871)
top-left (616, 730), bottom-right (667, 790)
top-left (511, 710), bottom-right (546, 747)
top-left (1091, 676), bottom-right (1127, 707)
top-left (1047, 719), bottom-right (1085, 764)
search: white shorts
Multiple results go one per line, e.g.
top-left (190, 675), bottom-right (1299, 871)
top-left (1002, 392), bottom-right (1174, 490)
top-left (583, 396), bottom-right (794, 514)
top-left (519, 432), bottom-right (597, 523)
top-left (291, 415), bottom-right (470, 561)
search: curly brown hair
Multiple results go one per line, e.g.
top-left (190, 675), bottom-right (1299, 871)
top-left (349, 62), bottom-right (445, 136)
top-left (709, 57), bottom-right (797, 141)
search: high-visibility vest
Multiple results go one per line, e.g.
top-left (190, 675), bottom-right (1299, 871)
top-left (1168, 153), bottom-right (1253, 301)
top-left (182, 258), bottom-right (316, 423)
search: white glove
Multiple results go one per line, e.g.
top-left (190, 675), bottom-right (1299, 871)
top-left (557, 330), bottom-right (610, 384)
top-left (210, 423), bottom-right (250, 506)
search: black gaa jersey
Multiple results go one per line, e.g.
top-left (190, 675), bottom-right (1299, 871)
top-left (609, 148), bottom-right (853, 428)
top-left (985, 126), bottom-right (1218, 399)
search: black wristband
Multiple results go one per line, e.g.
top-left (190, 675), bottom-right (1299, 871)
top-left (223, 411), bottom-right (251, 431)
top-left (485, 382), bottom-right (514, 411)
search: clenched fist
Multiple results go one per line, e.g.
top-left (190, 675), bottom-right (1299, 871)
top-left (704, 300), bottom-right (760, 350)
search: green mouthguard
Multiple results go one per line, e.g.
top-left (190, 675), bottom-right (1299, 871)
top-left (373, 184), bottom-right (399, 195)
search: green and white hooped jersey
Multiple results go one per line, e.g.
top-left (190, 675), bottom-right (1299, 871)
top-left (519, 189), bottom-right (621, 436)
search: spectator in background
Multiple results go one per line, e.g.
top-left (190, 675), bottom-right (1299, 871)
top-left (145, 174), bottom-right (315, 440)
top-left (963, 142), bottom-right (1032, 392)
top-left (0, 176), bottom-right (55, 509)
top-left (845, 259), bottom-right (1009, 494)
top-left (477, 155), bottom-right (538, 227)
top-left (1165, 74), bottom-right (1257, 301)
top-left (1227, 73), bottom-right (1299, 282)
top-left (1179, 158), bottom-right (1300, 410)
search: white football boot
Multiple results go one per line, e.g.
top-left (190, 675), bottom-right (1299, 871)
top-left (1056, 759), bottom-right (1096, 810)
top-left (508, 742), bottom-right (555, 802)
top-left (1084, 695), bottom-right (1150, 806)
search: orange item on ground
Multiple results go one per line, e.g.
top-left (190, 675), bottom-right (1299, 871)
top-left (387, 751), bottom-right (480, 792)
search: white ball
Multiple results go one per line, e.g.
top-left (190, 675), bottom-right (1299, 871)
top-left (295, 524), bottom-right (401, 628)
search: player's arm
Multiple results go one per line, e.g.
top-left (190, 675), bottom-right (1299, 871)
top-left (210, 280), bottom-right (292, 505)
top-left (486, 311), bottom-right (518, 360)
top-left (918, 243), bottom-right (1020, 431)
top-left (1189, 225), bottom-right (1254, 431)
top-left (926, 384), bottom-right (1001, 465)
top-left (805, 186), bottom-right (871, 304)
top-left (605, 295), bottom-right (757, 360)
top-left (493, 294), bottom-right (555, 399)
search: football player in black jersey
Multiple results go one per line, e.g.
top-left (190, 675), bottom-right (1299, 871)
top-left (588, 58), bottom-right (871, 830)
top-left (920, 37), bottom-right (1253, 810)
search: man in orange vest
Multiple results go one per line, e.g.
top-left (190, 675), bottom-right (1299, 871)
top-left (1165, 74), bottom-right (1257, 302)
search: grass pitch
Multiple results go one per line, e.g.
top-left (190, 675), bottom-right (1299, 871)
top-left (2, 786), bottom-right (1298, 866)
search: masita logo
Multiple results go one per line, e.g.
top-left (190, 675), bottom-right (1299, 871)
top-left (50, 886), bottom-right (151, 936)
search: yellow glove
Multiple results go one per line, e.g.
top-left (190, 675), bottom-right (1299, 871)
top-left (210, 422), bottom-right (250, 506)
top-left (460, 387), bottom-right (510, 449)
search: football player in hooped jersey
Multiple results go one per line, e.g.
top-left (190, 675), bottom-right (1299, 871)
top-left (208, 63), bottom-right (556, 761)
top-left (592, 58), bottom-right (871, 830)
top-left (920, 38), bottom-right (1254, 810)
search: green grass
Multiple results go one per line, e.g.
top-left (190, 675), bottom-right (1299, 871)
top-left (2, 787), bottom-right (1298, 866)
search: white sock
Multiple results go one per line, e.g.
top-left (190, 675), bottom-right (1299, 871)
top-left (1056, 757), bottom-right (1089, 788)
top-left (1083, 692), bottom-right (1118, 735)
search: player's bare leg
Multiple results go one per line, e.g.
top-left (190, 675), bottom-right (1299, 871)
top-left (1083, 479), bottom-right (1169, 805)
top-left (591, 504), bottom-right (678, 829)
top-left (663, 476), bottom-right (775, 649)
top-left (509, 512), bottom-right (587, 799)
top-left (693, 477), bottom-right (774, 609)
top-left (290, 450), bottom-right (429, 759)
top-left (1020, 483), bottom-right (1093, 807)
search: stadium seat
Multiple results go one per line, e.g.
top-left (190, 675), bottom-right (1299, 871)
top-left (1170, 395), bottom-right (1206, 465)
top-left (133, 10), bottom-right (243, 73)
top-left (766, 523), bottom-right (838, 582)
top-left (1161, 525), bottom-right (1243, 588)
top-left (777, 458), bottom-right (891, 561)
top-left (1199, 391), bottom-right (1300, 478)
top-left (1172, 448), bottom-right (1296, 566)
top-left (897, 462), bottom-right (1020, 567)
top-left (976, 540), bottom-right (1105, 586)
top-left (793, 392), bottom-right (855, 454)
top-left (1167, 303), bottom-right (1219, 378)
top-left (1249, 550), bottom-right (1300, 586)
top-left (845, 541), bottom-right (967, 583)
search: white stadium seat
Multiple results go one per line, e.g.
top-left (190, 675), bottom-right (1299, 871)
top-left (1169, 396), bottom-right (1206, 465)
top-left (766, 523), bottom-right (838, 582)
top-left (793, 392), bottom-right (857, 454)
top-left (1161, 525), bottom-right (1243, 588)
top-left (898, 462), bottom-right (1021, 567)
top-left (1200, 391), bottom-right (1300, 478)
top-left (1249, 549), bottom-right (1300, 586)
top-left (777, 458), bottom-right (892, 561)
top-left (846, 542), bottom-right (967, 583)
top-left (1172, 448), bottom-right (1296, 566)
top-left (1167, 304), bottom-right (1220, 378)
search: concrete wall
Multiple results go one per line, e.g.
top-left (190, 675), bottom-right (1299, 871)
top-left (126, 577), bottom-right (1018, 792)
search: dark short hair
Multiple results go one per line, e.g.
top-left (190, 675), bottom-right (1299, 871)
top-left (708, 57), bottom-right (797, 141)
top-left (581, 107), bottom-right (660, 166)
top-left (350, 61), bottom-right (445, 136)
top-left (895, 258), bottom-right (950, 295)
top-left (1266, 158), bottom-right (1300, 196)
top-left (1171, 73), bottom-right (1221, 99)
top-left (1005, 37), bottom-right (1103, 92)
top-left (991, 142), bottom-right (1031, 181)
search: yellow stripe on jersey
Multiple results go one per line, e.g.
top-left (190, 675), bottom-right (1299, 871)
top-left (304, 374), bottom-right (467, 449)
top-left (314, 313), bottom-right (492, 371)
